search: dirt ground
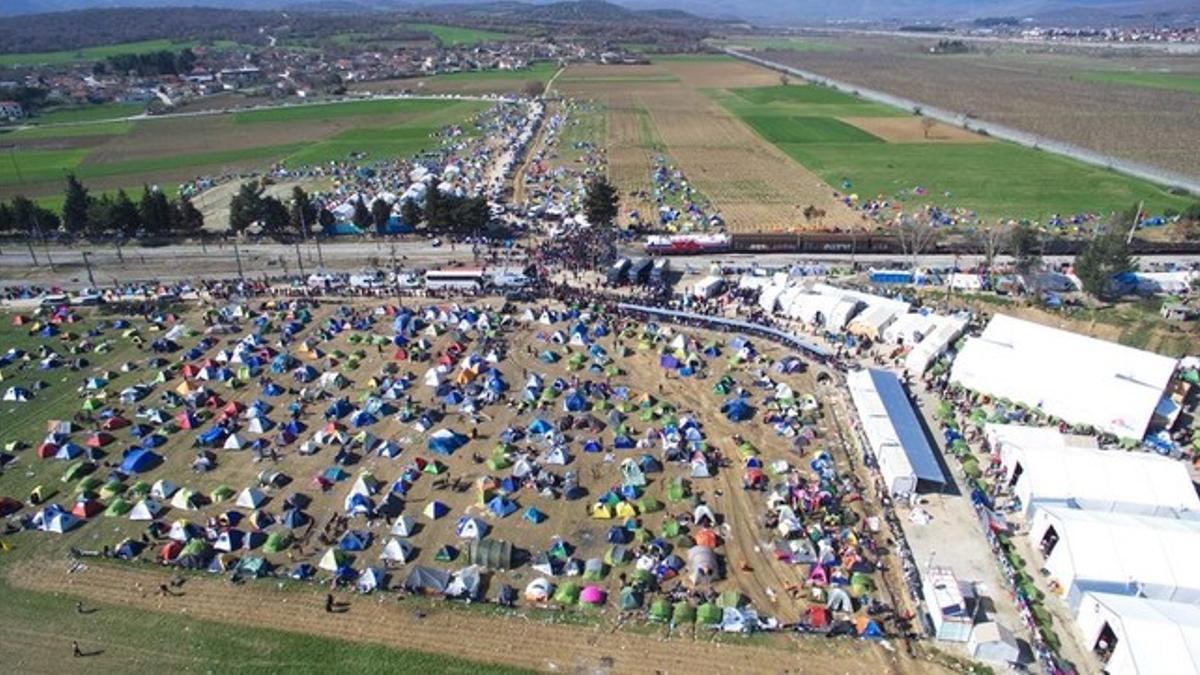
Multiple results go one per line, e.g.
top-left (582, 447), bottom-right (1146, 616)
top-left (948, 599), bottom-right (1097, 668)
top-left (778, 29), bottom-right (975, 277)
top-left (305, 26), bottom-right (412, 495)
top-left (192, 179), bottom-right (335, 233)
top-left (839, 117), bottom-right (991, 144)
top-left (0, 297), bottom-right (953, 673)
top-left (558, 60), bottom-right (860, 232)
top-left (4, 559), bottom-right (948, 675)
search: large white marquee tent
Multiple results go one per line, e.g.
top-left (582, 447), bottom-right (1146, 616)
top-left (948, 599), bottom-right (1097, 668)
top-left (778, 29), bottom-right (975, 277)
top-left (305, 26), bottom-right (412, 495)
top-left (950, 314), bottom-right (1177, 438)
top-left (1073, 592), bottom-right (1200, 675)
top-left (988, 424), bottom-right (1200, 518)
top-left (1030, 505), bottom-right (1200, 609)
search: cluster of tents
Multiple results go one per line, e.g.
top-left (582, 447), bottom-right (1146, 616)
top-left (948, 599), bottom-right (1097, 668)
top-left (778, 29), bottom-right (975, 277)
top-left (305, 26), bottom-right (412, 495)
top-left (2, 295), bottom-right (891, 638)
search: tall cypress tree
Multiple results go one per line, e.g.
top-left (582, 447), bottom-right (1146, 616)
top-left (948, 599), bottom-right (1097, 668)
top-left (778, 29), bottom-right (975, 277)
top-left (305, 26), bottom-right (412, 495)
top-left (62, 173), bottom-right (91, 236)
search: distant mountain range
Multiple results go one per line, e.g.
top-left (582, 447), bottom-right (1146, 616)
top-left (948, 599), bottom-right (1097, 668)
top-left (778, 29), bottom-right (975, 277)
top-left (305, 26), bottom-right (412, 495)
top-left (2, 0), bottom-right (1197, 24)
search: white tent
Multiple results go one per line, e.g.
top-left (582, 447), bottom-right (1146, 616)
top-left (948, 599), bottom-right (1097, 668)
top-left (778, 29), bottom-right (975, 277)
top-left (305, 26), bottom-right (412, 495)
top-left (904, 315), bottom-right (967, 374)
top-left (990, 424), bottom-right (1200, 518)
top-left (1030, 505), bottom-right (1200, 609)
top-left (150, 479), bottom-right (178, 500)
top-left (390, 515), bottom-right (417, 537)
top-left (456, 516), bottom-right (487, 539)
top-left (847, 304), bottom-right (900, 340)
top-left (424, 366), bottom-right (446, 388)
top-left (236, 487), bottom-right (267, 509)
top-left (380, 538), bottom-right (414, 563)
top-left (357, 567), bottom-right (384, 593)
top-left (846, 369), bottom-right (943, 496)
top-left (223, 433), bottom-right (244, 450)
top-left (951, 314), bottom-right (1178, 438)
top-left (129, 498), bottom-right (162, 521)
top-left (1073, 592), bottom-right (1200, 675)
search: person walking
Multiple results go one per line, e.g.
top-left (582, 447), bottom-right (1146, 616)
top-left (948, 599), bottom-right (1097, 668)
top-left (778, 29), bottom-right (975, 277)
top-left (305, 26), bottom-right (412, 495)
top-left (72, 641), bottom-right (82, 658)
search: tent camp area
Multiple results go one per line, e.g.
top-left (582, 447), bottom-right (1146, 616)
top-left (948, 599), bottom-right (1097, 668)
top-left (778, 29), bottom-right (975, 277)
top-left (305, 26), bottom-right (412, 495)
top-left (950, 314), bottom-right (1179, 440)
top-left (0, 297), bottom-right (932, 672)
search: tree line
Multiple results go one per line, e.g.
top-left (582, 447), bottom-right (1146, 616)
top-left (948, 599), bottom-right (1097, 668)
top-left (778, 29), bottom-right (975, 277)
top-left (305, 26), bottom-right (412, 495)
top-left (95, 48), bottom-right (197, 77)
top-left (0, 174), bottom-right (203, 239)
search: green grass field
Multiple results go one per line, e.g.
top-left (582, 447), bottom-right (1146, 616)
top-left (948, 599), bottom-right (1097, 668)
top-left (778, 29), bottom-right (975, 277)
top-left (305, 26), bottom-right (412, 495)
top-left (0, 40), bottom-right (240, 68)
top-left (3, 121), bottom-right (134, 140)
top-left (1075, 70), bottom-right (1200, 95)
top-left (714, 84), bottom-right (1192, 220)
top-left (740, 115), bottom-right (881, 144)
top-left (425, 61), bottom-right (559, 83)
top-left (0, 99), bottom-right (485, 195)
top-left (231, 98), bottom-right (454, 124)
top-left (558, 75), bottom-right (680, 84)
top-left (406, 22), bottom-right (517, 46)
top-left (30, 103), bottom-right (148, 125)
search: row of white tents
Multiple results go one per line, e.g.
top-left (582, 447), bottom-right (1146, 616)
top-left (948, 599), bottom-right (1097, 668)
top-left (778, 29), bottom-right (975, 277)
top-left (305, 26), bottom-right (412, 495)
top-left (987, 424), bottom-right (1200, 675)
top-left (748, 276), bottom-right (966, 374)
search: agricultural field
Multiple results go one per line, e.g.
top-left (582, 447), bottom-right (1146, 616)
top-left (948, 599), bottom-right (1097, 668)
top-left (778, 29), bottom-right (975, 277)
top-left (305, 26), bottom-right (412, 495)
top-left (22, 103), bottom-right (148, 125)
top-left (0, 39), bottom-right (241, 68)
top-left (349, 61), bottom-right (560, 96)
top-left (711, 83), bottom-right (1192, 222)
top-left (0, 301), bottom-right (948, 675)
top-left (752, 37), bottom-right (1200, 181)
top-left (0, 98), bottom-right (488, 204)
top-left (405, 22), bottom-right (518, 46)
top-left (557, 59), bottom-right (858, 231)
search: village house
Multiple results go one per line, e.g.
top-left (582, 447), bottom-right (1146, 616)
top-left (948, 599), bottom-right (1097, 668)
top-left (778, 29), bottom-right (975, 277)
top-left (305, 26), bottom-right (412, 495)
top-left (0, 100), bottom-right (26, 121)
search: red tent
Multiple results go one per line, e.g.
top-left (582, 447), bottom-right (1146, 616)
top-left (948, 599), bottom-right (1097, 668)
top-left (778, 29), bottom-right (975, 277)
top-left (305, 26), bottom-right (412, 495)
top-left (159, 540), bottom-right (182, 561)
top-left (102, 416), bottom-right (129, 431)
top-left (11, 315), bottom-right (27, 326)
top-left (181, 364), bottom-right (201, 378)
top-left (86, 432), bottom-right (115, 447)
top-left (807, 605), bottom-right (829, 628)
top-left (72, 499), bottom-right (104, 518)
top-left (37, 443), bottom-right (58, 459)
top-left (694, 528), bottom-right (720, 548)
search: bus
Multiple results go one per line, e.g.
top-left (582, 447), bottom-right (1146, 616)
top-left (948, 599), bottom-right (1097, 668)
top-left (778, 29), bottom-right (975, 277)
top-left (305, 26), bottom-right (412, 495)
top-left (628, 258), bottom-right (653, 285)
top-left (425, 268), bottom-right (487, 292)
top-left (607, 258), bottom-right (631, 285)
top-left (649, 258), bottom-right (670, 286)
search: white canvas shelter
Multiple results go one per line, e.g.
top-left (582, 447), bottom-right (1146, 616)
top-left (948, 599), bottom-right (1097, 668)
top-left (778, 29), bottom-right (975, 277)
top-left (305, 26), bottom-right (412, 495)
top-left (904, 315), bottom-right (967, 374)
top-left (129, 499), bottom-right (162, 521)
top-left (1030, 505), bottom-right (1200, 609)
top-left (989, 424), bottom-right (1200, 518)
top-left (967, 622), bottom-right (1020, 666)
top-left (380, 538), bottom-right (414, 563)
top-left (922, 566), bottom-right (973, 642)
top-left (236, 487), bottom-right (267, 509)
top-left (150, 479), bottom-right (178, 499)
top-left (847, 369), bottom-right (944, 496)
top-left (223, 433), bottom-right (244, 450)
top-left (1073, 592), bottom-right (1200, 675)
top-left (390, 515), bottom-right (416, 537)
top-left (847, 304), bottom-right (901, 340)
top-left (950, 314), bottom-right (1177, 438)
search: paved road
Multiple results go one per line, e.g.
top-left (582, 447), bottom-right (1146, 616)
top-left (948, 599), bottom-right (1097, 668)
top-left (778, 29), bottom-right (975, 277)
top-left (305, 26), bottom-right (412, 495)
top-left (5, 239), bottom-right (1199, 290)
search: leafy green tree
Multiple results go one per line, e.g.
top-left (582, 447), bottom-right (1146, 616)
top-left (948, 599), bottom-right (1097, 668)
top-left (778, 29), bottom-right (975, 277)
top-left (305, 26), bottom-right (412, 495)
top-left (62, 173), bottom-right (91, 236)
top-left (112, 189), bottom-right (141, 237)
top-left (289, 186), bottom-right (316, 237)
top-left (86, 194), bottom-right (116, 238)
top-left (400, 199), bottom-right (422, 229)
top-left (260, 196), bottom-right (291, 237)
top-left (228, 182), bottom-right (263, 234)
top-left (352, 196), bottom-right (372, 232)
top-left (0, 202), bottom-right (13, 234)
top-left (1074, 229), bottom-right (1135, 302)
top-left (318, 207), bottom-right (336, 234)
top-left (12, 196), bottom-right (59, 237)
top-left (451, 195), bottom-right (489, 233)
top-left (371, 198), bottom-right (392, 234)
top-left (1009, 222), bottom-right (1042, 277)
top-left (583, 176), bottom-right (619, 228)
top-left (173, 198), bottom-right (205, 235)
top-left (138, 186), bottom-right (172, 236)
top-left (424, 186), bottom-right (448, 231)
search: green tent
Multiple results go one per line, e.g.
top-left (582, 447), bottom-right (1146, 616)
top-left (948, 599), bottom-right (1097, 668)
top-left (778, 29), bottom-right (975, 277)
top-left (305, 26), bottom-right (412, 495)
top-left (62, 462), bottom-right (93, 484)
top-left (673, 602), bottom-right (697, 624)
top-left (182, 539), bottom-right (209, 556)
top-left (100, 480), bottom-right (124, 500)
top-left (666, 477), bottom-right (688, 502)
top-left (636, 496), bottom-right (662, 514)
top-left (618, 586), bottom-right (641, 610)
top-left (75, 475), bottom-right (102, 494)
top-left (717, 590), bottom-right (743, 608)
top-left (553, 581), bottom-right (580, 605)
top-left (487, 455), bottom-right (511, 471)
top-left (104, 497), bottom-right (131, 517)
top-left (210, 485), bottom-right (234, 502)
top-left (236, 556), bottom-right (269, 578)
top-left (697, 602), bottom-right (722, 625)
top-left (662, 520), bottom-right (682, 538)
top-left (650, 599), bottom-right (672, 621)
top-left (264, 531), bottom-right (291, 553)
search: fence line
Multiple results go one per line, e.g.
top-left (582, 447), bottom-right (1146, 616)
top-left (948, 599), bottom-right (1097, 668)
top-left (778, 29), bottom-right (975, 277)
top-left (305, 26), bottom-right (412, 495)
top-left (725, 49), bottom-right (1200, 197)
top-left (615, 303), bottom-right (831, 359)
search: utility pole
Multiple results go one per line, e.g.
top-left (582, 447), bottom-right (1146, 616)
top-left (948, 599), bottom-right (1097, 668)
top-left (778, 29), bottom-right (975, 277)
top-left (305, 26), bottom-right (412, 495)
top-left (315, 234), bottom-right (325, 269)
top-left (294, 241), bottom-right (305, 277)
top-left (25, 239), bottom-right (38, 266)
top-left (1126, 199), bottom-right (1144, 246)
top-left (82, 251), bottom-right (96, 288)
top-left (233, 240), bottom-right (244, 281)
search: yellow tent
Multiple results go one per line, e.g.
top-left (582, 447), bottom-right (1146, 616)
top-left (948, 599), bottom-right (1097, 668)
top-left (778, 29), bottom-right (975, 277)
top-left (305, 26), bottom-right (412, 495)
top-left (591, 504), bottom-right (614, 519)
top-left (176, 381), bottom-right (194, 395)
top-left (616, 502), bottom-right (637, 519)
